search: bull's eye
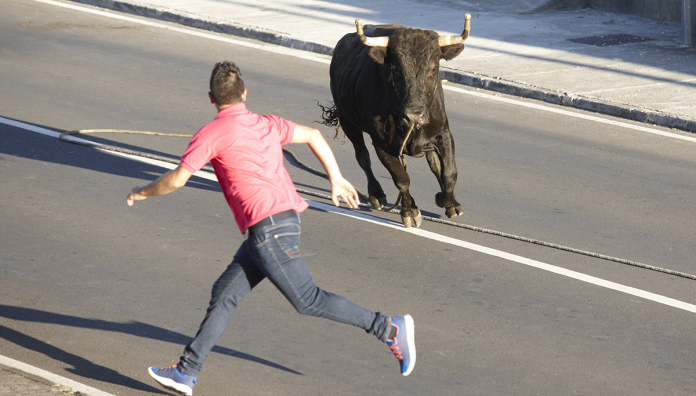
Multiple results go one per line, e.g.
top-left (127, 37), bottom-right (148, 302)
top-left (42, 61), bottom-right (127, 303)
top-left (428, 65), bottom-right (438, 76)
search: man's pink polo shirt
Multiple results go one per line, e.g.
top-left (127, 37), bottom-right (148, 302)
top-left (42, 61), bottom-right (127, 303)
top-left (179, 103), bottom-right (309, 234)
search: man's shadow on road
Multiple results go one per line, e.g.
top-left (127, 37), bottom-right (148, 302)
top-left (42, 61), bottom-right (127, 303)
top-left (0, 118), bottom-right (223, 193)
top-left (0, 305), bottom-right (303, 393)
top-left (0, 324), bottom-right (170, 394)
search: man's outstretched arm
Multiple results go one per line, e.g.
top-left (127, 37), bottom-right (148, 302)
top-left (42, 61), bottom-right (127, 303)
top-left (291, 125), bottom-right (360, 208)
top-left (126, 165), bottom-right (193, 206)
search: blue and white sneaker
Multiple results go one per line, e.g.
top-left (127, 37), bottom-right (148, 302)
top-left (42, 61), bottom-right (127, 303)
top-left (148, 365), bottom-right (197, 396)
top-left (386, 314), bottom-right (416, 376)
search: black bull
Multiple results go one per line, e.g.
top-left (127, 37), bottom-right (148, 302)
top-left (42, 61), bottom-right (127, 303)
top-left (320, 15), bottom-right (472, 228)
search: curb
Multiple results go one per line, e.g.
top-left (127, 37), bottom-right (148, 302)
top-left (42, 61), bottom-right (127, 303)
top-left (0, 355), bottom-right (116, 396)
top-left (0, 361), bottom-right (60, 390)
top-left (439, 69), bottom-right (696, 133)
top-left (67, 0), bottom-right (696, 133)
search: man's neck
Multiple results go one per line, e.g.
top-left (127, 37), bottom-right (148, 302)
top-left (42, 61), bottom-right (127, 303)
top-left (216, 102), bottom-right (244, 113)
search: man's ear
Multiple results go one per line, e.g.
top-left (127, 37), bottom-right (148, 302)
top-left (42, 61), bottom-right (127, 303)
top-left (241, 88), bottom-right (248, 102)
top-left (208, 92), bottom-right (216, 104)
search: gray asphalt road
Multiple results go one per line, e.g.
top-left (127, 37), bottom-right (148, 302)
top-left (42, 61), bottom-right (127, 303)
top-left (2, 0), bottom-right (696, 395)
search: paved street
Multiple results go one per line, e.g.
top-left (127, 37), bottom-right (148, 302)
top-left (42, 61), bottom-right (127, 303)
top-left (2, 0), bottom-right (696, 395)
top-left (67, 0), bottom-right (696, 130)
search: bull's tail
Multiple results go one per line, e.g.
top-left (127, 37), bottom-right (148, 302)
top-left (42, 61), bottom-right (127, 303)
top-left (317, 101), bottom-right (339, 126)
top-left (317, 101), bottom-right (342, 140)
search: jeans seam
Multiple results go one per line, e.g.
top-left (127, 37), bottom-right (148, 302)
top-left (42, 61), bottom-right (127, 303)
top-left (183, 267), bottom-right (247, 374)
top-left (206, 268), bottom-right (247, 323)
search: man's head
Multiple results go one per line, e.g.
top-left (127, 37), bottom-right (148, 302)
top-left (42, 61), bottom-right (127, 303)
top-left (209, 61), bottom-right (246, 107)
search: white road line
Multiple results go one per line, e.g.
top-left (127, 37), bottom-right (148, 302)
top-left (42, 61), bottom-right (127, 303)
top-left (33, 0), bottom-right (694, 143)
top-left (442, 85), bottom-right (696, 143)
top-left (307, 200), bottom-right (696, 314)
top-left (32, 0), bottom-right (332, 64)
top-left (0, 117), bottom-right (217, 180)
top-left (4, 116), bottom-right (696, 314)
top-left (0, 355), bottom-right (117, 396)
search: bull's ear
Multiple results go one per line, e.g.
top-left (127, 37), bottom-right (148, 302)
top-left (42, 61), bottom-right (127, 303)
top-left (441, 43), bottom-right (465, 61)
top-left (368, 47), bottom-right (387, 64)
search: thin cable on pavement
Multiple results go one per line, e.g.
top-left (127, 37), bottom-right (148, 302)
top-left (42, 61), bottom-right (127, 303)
top-left (60, 129), bottom-right (696, 282)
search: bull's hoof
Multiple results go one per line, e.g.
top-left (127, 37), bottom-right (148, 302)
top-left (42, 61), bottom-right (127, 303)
top-left (445, 205), bottom-right (464, 218)
top-left (401, 209), bottom-right (423, 228)
top-left (369, 195), bottom-right (387, 210)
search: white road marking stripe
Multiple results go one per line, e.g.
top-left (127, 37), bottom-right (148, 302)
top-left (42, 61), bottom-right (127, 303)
top-left (4, 1), bottom-right (692, 393)
top-left (33, 0), bottom-right (694, 142)
top-left (10, 0), bottom-right (696, 308)
top-left (32, 0), bottom-right (331, 64)
top-left (307, 200), bottom-right (696, 314)
top-left (3, 117), bottom-right (696, 315)
top-left (0, 117), bottom-right (216, 179)
top-left (0, 355), bottom-right (117, 396)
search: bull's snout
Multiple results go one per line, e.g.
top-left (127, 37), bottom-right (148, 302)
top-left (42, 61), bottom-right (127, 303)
top-left (406, 109), bottom-right (428, 126)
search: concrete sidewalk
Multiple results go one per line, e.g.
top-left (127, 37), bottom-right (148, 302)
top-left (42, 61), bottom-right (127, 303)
top-left (0, 366), bottom-right (82, 396)
top-left (0, 355), bottom-right (115, 396)
top-left (0, 355), bottom-right (117, 396)
top-left (0, 367), bottom-right (69, 395)
top-left (64, 0), bottom-right (696, 132)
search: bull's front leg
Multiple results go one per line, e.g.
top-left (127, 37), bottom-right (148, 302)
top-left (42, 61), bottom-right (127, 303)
top-left (426, 132), bottom-right (464, 218)
top-left (374, 146), bottom-right (423, 228)
top-left (342, 118), bottom-right (388, 209)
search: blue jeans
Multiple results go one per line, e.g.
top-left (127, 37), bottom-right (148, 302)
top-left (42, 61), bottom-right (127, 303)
top-left (178, 212), bottom-right (391, 375)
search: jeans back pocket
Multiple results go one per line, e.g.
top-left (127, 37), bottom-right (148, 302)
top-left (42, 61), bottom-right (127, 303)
top-left (265, 223), bottom-right (302, 264)
top-left (274, 231), bottom-right (301, 258)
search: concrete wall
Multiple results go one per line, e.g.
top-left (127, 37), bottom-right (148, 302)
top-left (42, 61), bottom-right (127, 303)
top-left (687, 0), bottom-right (696, 45)
top-left (589, 0), bottom-right (682, 25)
top-left (535, 0), bottom-right (682, 25)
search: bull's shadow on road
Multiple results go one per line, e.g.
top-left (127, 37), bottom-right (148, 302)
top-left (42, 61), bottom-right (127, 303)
top-left (0, 305), bottom-right (304, 386)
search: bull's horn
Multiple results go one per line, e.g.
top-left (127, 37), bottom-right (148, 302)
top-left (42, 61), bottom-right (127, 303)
top-left (438, 13), bottom-right (471, 46)
top-left (355, 19), bottom-right (390, 47)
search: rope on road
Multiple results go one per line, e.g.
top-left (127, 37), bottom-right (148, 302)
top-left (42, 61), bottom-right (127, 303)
top-left (60, 129), bottom-right (696, 282)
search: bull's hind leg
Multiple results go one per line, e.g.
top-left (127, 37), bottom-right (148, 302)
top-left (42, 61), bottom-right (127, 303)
top-left (374, 146), bottom-right (422, 228)
top-left (426, 134), bottom-right (464, 218)
top-left (341, 120), bottom-right (388, 209)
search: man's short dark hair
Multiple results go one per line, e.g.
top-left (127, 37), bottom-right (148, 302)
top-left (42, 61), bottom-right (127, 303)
top-left (210, 61), bottom-right (245, 105)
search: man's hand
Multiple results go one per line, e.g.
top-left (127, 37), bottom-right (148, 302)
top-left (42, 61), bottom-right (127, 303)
top-left (126, 187), bottom-right (147, 206)
top-left (125, 166), bottom-right (193, 207)
top-left (292, 125), bottom-right (360, 209)
top-left (331, 177), bottom-right (360, 208)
